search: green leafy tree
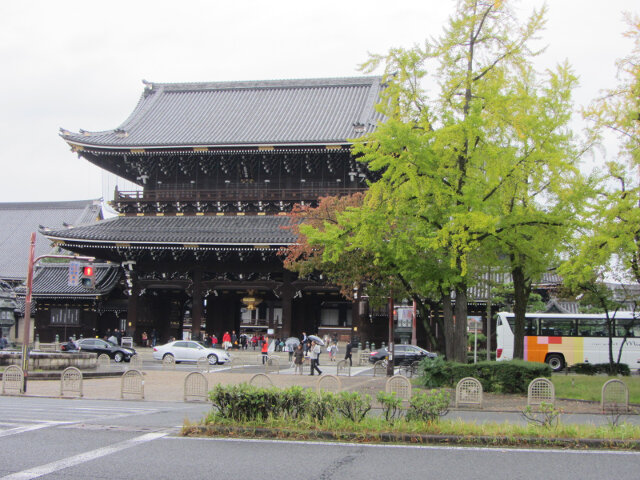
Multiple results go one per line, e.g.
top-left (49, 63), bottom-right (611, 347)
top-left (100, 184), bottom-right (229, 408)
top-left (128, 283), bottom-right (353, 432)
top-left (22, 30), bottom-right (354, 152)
top-left (284, 1), bottom-right (583, 362)
top-left (560, 14), bottom-right (640, 373)
top-left (352, 0), bottom-right (581, 361)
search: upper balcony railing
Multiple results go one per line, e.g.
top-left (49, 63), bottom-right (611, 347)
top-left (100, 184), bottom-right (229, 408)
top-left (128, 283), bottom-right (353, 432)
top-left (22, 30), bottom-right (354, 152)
top-left (115, 184), bottom-right (367, 203)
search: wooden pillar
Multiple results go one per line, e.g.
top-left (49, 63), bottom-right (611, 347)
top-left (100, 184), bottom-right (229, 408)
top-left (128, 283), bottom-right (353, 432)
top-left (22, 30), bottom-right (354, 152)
top-left (191, 270), bottom-right (203, 340)
top-left (126, 285), bottom-right (139, 338)
top-left (280, 285), bottom-right (293, 338)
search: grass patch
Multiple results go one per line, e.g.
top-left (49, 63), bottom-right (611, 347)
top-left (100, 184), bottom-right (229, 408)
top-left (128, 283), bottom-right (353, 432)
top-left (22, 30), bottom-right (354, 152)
top-left (552, 375), bottom-right (640, 403)
top-left (187, 413), bottom-right (640, 446)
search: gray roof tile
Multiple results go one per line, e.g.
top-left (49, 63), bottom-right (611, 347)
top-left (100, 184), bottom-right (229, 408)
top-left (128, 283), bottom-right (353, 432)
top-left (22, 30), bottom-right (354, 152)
top-left (30, 263), bottom-right (121, 297)
top-left (42, 215), bottom-right (297, 245)
top-left (61, 77), bottom-right (384, 148)
top-left (0, 201), bottom-right (103, 281)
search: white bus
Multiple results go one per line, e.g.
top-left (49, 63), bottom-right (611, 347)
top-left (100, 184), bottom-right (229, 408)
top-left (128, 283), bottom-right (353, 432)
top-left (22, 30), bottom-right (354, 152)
top-left (496, 312), bottom-right (640, 371)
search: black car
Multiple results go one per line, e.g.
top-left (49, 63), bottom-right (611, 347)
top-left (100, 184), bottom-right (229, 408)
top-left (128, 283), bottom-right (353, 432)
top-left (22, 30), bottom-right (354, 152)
top-left (76, 338), bottom-right (136, 362)
top-left (369, 344), bottom-right (437, 366)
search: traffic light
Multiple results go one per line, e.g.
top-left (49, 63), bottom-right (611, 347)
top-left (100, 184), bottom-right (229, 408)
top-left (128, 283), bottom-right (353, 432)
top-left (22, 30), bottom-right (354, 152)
top-left (80, 264), bottom-right (95, 289)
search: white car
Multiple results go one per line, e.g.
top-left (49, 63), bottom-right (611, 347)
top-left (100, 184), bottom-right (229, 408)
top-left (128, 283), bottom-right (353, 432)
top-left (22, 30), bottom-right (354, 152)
top-left (152, 340), bottom-right (230, 365)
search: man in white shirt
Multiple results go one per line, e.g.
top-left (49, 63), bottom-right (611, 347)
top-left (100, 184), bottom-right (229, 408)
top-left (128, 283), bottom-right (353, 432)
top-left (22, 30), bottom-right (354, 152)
top-left (309, 340), bottom-right (323, 376)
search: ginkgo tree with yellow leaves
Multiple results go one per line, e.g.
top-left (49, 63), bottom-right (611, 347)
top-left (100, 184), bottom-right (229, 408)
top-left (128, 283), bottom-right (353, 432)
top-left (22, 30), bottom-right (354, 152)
top-left (284, 0), bottom-right (585, 362)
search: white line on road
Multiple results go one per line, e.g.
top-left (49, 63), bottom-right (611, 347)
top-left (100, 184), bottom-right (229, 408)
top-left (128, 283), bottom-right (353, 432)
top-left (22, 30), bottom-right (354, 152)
top-left (172, 436), bottom-right (640, 456)
top-left (0, 421), bottom-right (70, 438)
top-left (0, 431), bottom-right (167, 480)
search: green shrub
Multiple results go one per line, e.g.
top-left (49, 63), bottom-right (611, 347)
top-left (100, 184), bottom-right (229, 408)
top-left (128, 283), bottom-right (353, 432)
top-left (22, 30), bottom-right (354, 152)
top-left (571, 363), bottom-right (630, 376)
top-left (280, 385), bottom-right (312, 419)
top-left (335, 391), bottom-right (371, 422)
top-left (209, 384), bottom-right (321, 421)
top-left (307, 391), bottom-right (336, 421)
top-left (406, 390), bottom-right (450, 423)
top-left (376, 391), bottom-right (403, 423)
top-left (466, 350), bottom-right (496, 363)
top-left (209, 383), bottom-right (281, 421)
top-left (418, 359), bottom-right (552, 393)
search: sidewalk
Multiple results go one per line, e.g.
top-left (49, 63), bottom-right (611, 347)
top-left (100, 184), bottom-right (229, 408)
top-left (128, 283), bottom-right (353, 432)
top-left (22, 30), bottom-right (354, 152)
top-left (17, 347), bottom-right (635, 417)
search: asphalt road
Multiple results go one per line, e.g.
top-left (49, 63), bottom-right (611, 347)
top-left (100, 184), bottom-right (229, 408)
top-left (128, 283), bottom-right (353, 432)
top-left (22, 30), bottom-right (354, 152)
top-left (0, 396), bottom-right (638, 480)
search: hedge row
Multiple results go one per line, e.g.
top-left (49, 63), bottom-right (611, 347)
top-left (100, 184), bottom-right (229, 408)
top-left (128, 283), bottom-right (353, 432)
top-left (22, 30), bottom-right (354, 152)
top-left (208, 383), bottom-right (450, 423)
top-left (419, 357), bottom-right (552, 393)
top-left (570, 362), bottom-right (631, 376)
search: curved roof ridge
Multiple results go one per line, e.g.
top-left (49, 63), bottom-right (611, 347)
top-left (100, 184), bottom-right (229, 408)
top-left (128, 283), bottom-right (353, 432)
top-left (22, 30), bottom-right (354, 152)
top-left (59, 75), bottom-right (385, 148)
top-left (151, 75), bottom-right (383, 92)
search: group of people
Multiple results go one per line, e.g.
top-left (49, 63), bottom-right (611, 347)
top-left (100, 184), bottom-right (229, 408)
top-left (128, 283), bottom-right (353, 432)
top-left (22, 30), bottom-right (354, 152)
top-left (291, 332), bottom-right (354, 375)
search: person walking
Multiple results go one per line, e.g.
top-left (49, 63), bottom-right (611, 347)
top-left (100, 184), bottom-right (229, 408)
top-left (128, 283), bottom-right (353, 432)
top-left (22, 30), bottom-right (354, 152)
top-left (141, 331), bottom-right (148, 347)
top-left (344, 341), bottom-right (353, 367)
top-left (328, 342), bottom-right (338, 361)
top-left (309, 340), bottom-right (322, 376)
top-left (261, 336), bottom-right (270, 364)
top-left (222, 331), bottom-right (231, 351)
top-left (293, 344), bottom-right (304, 375)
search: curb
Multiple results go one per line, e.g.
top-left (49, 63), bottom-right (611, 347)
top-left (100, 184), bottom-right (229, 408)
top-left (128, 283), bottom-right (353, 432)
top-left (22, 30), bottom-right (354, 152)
top-left (183, 424), bottom-right (640, 450)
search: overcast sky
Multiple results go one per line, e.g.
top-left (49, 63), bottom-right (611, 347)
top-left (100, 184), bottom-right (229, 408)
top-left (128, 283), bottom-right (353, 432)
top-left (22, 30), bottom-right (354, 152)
top-left (0, 0), bottom-right (637, 203)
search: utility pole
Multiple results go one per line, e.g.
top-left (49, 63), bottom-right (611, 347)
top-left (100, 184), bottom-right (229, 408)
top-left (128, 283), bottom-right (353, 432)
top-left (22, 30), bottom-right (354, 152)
top-left (21, 233), bottom-right (36, 392)
top-left (21, 232), bottom-right (94, 392)
top-left (387, 293), bottom-right (394, 377)
top-left (411, 299), bottom-right (417, 346)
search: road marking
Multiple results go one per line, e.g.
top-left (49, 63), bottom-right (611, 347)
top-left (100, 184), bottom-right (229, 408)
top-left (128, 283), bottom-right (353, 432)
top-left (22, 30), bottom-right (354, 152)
top-left (0, 431), bottom-right (167, 480)
top-left (173, 436), bottom-right (640, 456)
top-left (0, 421), bottom-right (69, 438)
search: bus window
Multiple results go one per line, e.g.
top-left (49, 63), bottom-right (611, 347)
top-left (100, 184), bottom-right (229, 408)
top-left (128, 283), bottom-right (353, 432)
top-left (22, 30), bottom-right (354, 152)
top-left (539, 318), bottom-right (576, 336)
top-left (577, 318), bottom-right (608, 337)
top-left (501, 316), bottom-right (537, 335)
top-left (525, 317), bottom-right (537, 336)
top-left (615, 319), bottom-right (640, 337)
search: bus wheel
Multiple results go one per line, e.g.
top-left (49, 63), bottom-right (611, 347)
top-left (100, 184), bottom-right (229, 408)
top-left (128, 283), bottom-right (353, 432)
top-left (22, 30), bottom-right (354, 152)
top-left (546, 354), bottom-right (564, 372)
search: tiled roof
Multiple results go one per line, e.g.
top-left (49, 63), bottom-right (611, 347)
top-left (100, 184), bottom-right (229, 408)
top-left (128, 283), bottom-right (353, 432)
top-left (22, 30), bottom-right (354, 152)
top-left (60, 76), bottom-right (384, 148)
top-left (41, 215), bottom-right (297, 245)
top-left (0, 201), bottom-right (103, 281)
top-left (30, 263), bottom-right (121, 297)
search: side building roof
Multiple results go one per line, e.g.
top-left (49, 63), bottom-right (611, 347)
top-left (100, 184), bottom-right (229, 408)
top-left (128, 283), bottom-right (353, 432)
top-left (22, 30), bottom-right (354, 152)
top-left (60, 76), bottom-right (384, 149)
top-left (41, 215), bottom-right (297, 246)
top-left (17, 263), bottom-right (121, 299)
top-left (0, 200), bottom-right (103, 281)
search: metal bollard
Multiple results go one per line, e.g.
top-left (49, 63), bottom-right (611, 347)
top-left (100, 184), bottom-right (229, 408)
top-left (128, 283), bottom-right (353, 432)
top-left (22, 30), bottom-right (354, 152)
top-left (371, 342), bottom-right (376, 351)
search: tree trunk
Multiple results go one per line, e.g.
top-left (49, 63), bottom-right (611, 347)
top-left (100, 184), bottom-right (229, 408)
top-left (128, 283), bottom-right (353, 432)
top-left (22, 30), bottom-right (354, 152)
top-left (511, 263), bottom-right (531, 360)
top-left (453, 283), bottom-right (468, 363)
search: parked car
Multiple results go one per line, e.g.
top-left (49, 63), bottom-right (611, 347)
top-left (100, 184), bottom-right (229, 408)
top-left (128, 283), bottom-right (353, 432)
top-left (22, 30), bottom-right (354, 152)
top-left (76, 338), bottom-right (136, 362)
top-left (369, 344), bottom-right (437, 366)
top-left (152, 340), bottom-right (231, 365)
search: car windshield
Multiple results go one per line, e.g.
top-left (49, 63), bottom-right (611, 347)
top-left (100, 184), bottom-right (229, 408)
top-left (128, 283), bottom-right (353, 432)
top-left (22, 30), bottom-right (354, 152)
top-left (104, 340), bottom-right (117, 347)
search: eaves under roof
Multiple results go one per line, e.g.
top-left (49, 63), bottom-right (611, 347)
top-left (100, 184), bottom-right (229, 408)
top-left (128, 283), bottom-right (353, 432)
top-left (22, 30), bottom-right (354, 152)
top-left (41, 215), bottom-right (298, 246)
top-left (0, 200), bottom-right (103, 281)
top-left (15, 263), bottom-right (121, 299)
top-left (60, 76), bottom-right (384, 149)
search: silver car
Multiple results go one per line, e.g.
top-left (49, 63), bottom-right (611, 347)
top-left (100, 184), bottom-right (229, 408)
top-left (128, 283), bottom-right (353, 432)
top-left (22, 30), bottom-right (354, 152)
top-left (152, 340), bottom-right (230, 365)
